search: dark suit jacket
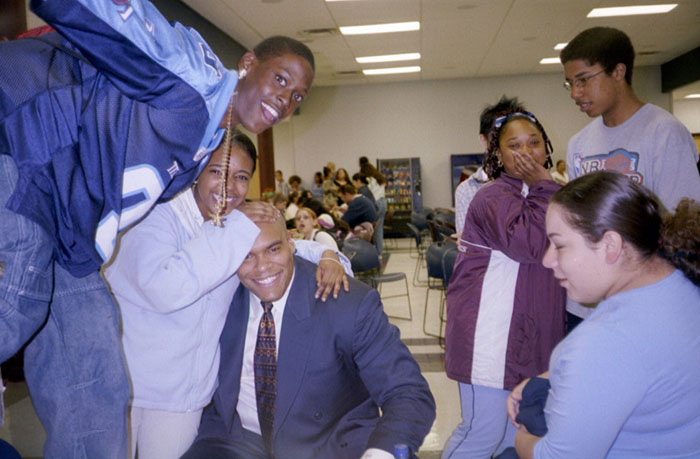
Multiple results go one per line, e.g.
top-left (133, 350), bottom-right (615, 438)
top-left (196, 257), bottom-right (435, 458)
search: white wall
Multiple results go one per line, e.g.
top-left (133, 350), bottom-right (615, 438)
top-left (673, 99), bottom-right (700, 133)
top-left (274, 65), bottom-right (671, 209)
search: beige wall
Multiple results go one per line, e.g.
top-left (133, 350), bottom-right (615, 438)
top-left (273, 66), bottom-right (671, 209)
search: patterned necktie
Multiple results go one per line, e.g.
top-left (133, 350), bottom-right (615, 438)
top-left (254, 301), bottom-right (277, 453)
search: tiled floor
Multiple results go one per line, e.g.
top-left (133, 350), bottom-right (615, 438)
top-left (0, 237), bottom-right (461, 458)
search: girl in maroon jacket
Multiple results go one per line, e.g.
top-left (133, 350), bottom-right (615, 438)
top-left (442, 109), bottom-right (566, 458)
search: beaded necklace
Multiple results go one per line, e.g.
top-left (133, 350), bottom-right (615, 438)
top-left (210, 96), bottom-right (235, 227)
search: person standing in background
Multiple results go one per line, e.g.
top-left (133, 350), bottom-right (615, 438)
top-left (454, 96), bottom-right (525, 236)
top-left (360, 157), bottom-right (388, 255)
top-left (560, 26), bottom-right (700, 330)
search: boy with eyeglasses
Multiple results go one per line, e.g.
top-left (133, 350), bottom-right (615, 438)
top-left (560, 26), bottom-right (700, 329)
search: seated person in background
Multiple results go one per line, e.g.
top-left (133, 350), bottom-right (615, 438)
top-left (291, 207), bottom-right (339, 250)
top-left (284, 191), bottom-right (301, 221)
top-left (310, 171), bottom-right (325, 201)
top-left (508, 171), bottom-right (700, 458)
top-left (352, 172), bottom-right (377, 209)
top-left (337, 183), bottom-right (378, 229)
top-left (288, 175), bottom-right (303, 193)
top-left (275, 170), bottom-right (291, 197)
top-left (322, 166), bottom-right (341, 209)
top-left (182, 215), bottom-right (436, 459)
top-left (272, 192), bottom-right (287, 216)
top-left (550, 160), bottom-right (568, 185)
top-left (334, 167), bottom-right (350, 188)
top-left (297, 189), bottom-right (329, 218)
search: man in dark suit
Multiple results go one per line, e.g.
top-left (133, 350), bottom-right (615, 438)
top-left (182, 215), bottom-right (435, 458)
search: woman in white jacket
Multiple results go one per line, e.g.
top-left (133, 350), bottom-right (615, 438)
top-left (104, 129), bottom-right (351, 459)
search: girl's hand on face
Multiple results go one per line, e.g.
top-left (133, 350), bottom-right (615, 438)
top-left (512, 151), bottom-right (553, 186)
top-left (238, 201), bottom-right (279, 223)
top-left (315, 251), bottom-right (350, 301)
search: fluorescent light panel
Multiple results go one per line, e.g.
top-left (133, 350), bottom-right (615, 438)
top-left (363, 66), bottom-right (421, 75)
top-left (685, 94), bottom-right (700, 99)
top-left (540, 57), bottom-right (561, 65)
top-left (356, 53), bottom-right (420, 64)
top-left (587, 4), bottom-right (677, 17)
top-left (554, 43), bottom-right (567, 50)
top-left (340, 21), bottom-right (419, 35)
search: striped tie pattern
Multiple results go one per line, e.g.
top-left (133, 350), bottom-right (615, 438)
top-left (254, 301), bottom-right (276, 453)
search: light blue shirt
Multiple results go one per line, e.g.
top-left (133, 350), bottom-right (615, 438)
top-left (535, 270), bottom-right (700, 458)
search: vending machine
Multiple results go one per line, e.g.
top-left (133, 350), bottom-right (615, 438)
top-left (377, 157), bottom-right (422, 237)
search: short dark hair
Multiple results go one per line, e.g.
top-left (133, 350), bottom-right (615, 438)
top-left (288, 175), bottom-right (302, 186)
top-left (230, 129), bottom-right (257, 174)
top-left (339, 183), bottom-right (356, 195)
top-left (352, 172), bottom-right (368, 185)
top-left (479, 96), bottom-right (525, 137)
top-left (254, 36), bottom-right (315, 72)
top-left (560, 27), bottom-right (635, 85)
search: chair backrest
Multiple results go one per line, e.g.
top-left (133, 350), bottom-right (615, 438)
top-left (405, 222), bottom-right (422, 248)
top-left (410, 210), bottom-right (429, 232)
top-left (425, 242), bottom-right (448, 280)
top-left (442, 247), bottom-right (459, 286)
top-left (341, 238), bottom-right (380, 273)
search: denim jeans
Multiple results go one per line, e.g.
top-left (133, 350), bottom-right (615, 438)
top-left (0, 155), bottom-right (129, 458)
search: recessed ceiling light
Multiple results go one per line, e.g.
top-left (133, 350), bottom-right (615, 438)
top-left (685, 94), bottom-right (700, 99)
top-left (363, 66), bottom-right (421, 75)
top-left (340, 21), bottom-right (420, 35)
top-left (540, 57), bottom-right (561, 64)
top-left (587, 4), bottom-right (677, 17)
top-left (554, 43), bottom-right (568, 50)
top-left (356, 53), bottom-right (420, 64)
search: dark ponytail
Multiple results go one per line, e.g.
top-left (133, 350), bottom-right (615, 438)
top-left (551, 171), bottom-right (700, 286)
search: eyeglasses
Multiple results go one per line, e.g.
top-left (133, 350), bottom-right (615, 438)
top-left (563, 69), bottom-right (605, 91)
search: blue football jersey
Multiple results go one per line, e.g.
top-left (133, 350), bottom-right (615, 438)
top-left (0, 0), bottom-right (238, 276)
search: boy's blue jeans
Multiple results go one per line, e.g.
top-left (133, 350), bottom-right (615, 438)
top-left (0, 154), bottom-right (129, 458)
